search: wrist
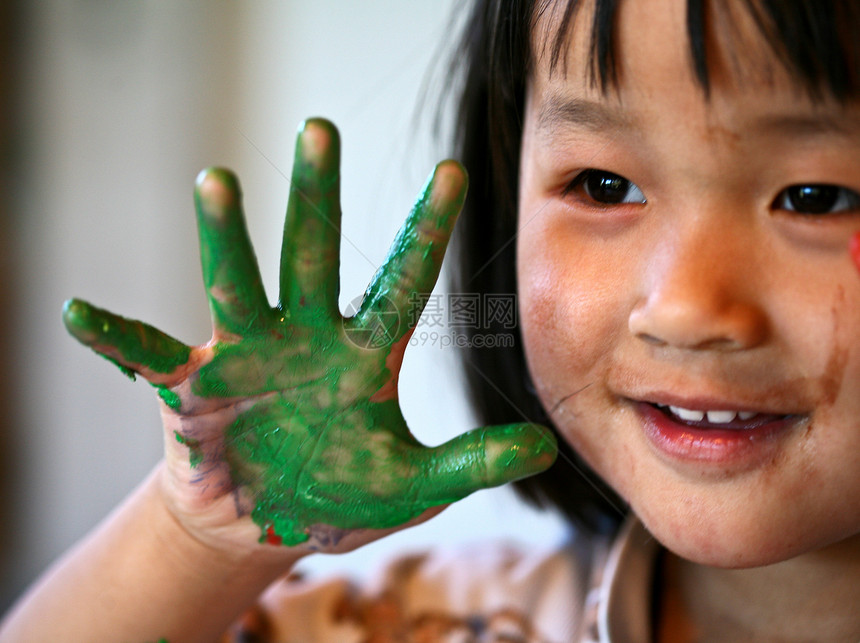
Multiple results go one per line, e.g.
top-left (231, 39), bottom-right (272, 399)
top-left (96, 463), bottom-right (305, 641)
top-left (0, 463), bottom-right (306, 643)
top-left (148, 461), bottom-right (305, 588)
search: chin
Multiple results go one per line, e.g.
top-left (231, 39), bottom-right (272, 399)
top-left (631, 490), bottom-right (850, 569)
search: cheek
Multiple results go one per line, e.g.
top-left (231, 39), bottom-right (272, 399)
top-left (517, 230), bottom-right (639, 492)
top-left (807, 282), bottom-right (860, 443)
top-left (517, 222), bottom-right (628, 407)
top-left (770, 264), bottom-right (860, 414)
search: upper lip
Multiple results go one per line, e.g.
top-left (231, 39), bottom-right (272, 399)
top-left (607, 361), bottom-right (815, 417)
top-left (624, 391), bottom-right (809, 417)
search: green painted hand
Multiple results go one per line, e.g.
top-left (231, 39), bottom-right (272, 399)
top-left (63, 119), bottom-right (556, 549)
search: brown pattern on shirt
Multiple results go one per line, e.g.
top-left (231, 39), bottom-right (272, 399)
top-left (332, 590), bottom-right (551, 643)
top-left (223, 587), bottom-right (552, 643)
top-left (220, 536), bottom-right (607, 643)
top-left (220, 603), bottom-right (274, 643)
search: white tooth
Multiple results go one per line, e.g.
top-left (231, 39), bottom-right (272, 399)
top-left (706, 410), bottom-right (736, 423)
top-left (738, 411), bottom-right (757, 421)
top-left (670, 406), bottom-right (705, 422)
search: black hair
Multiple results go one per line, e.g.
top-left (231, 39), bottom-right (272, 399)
top-left (447, 0), bottom-right (860, 534)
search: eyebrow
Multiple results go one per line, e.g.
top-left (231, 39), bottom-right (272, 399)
top-left (536, 95), bottom-right (632, 134)
top-left (534, 93), bottom-right (860, 141)
top-left (750, 112), bottom-right (859, 138)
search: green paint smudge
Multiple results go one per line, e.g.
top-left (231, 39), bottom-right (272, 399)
top-left (105, 355), bottom-right (137, 381)
top-left (221, 395), bottom-right (429, 546)
top-left (194, 167), bottom-right (272, 338)
top-left (174, 431), bottom-right (203, 469)
top-left (154, 384), bottom-right (181, 410)
top-left (62, 299), bottom-right (191, 374)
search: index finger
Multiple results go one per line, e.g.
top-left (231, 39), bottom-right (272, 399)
top-left (348, 161), bottom-right (466, 343)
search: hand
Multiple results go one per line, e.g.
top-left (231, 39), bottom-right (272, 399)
top-left (62, 118), bottom-right (556, 555)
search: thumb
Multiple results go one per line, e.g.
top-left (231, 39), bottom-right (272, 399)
top-left (412, 423), bottom-right (557, 505)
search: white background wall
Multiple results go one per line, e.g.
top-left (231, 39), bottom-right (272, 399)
top-left (5, 1), bottom-right (566, 609)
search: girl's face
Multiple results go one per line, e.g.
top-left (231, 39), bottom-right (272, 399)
top-left (518, 0), bottom-right (860, 567)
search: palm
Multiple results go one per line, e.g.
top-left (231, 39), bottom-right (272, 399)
top-left (63, 119), bottom-right (556, 550)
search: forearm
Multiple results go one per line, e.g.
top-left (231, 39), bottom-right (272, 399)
top-left (0, 464), bottom-right (300, 643)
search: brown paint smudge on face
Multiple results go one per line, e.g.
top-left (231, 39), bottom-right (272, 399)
top-left (757, 285), bottom-right (851, 494)
top-left (816, 285), bottom-right (849, 406)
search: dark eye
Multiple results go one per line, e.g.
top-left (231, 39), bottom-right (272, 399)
top-left (773, 184), bottom-right (860, 215)
top-left (564, 169), bottom-right (646, 205)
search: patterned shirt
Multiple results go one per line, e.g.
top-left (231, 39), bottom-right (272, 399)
top-left (220, 519), bottom-right (659, 643)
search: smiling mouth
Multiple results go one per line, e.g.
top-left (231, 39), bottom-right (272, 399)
top-left (636, 399), bottom-right (805, 468)
top-left (652, 403), bottom-right (793, 430)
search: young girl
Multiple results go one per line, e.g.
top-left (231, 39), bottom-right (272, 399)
top-left (3, 0), bottom-right (859, 640)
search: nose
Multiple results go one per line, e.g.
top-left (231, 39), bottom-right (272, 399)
top-left (628, 218), bottom-right (769, 352)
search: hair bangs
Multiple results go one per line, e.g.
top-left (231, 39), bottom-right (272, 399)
top-left (536, 0), bottom-right (860, 100)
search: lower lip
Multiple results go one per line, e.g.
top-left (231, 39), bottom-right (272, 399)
top-left (636, 402), bottom-right (801, 469)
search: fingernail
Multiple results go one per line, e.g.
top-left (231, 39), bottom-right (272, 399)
top-left (195, 168), bottom-right (241, 225)
top-left (297, 118), bottom-right (339, 171)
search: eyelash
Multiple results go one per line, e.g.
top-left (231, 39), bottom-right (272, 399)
top-left (563, 170), bottom-right (860, 217)
top-left (771, 184), bottom-right (860, 216)
top-left (562, 169), bottom-right (646, 206)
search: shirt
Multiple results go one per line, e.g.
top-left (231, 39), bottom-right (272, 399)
top-left (220, 518), bottom-right (660, 643)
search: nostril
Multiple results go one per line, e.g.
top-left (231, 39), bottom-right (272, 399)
top-left (629, 295), bottom-right (768, 352)
top-left (637, 333), bottom-right (667, 347)
top-left (635, 328), bottom-right (755, 352)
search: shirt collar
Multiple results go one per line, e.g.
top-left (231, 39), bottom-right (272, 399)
top-left (598, 517), bottom-right (661, 643)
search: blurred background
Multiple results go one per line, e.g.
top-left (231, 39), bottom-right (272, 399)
top-left (0, 1), bottom-right (567, 612)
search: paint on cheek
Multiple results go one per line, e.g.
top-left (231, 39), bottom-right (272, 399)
top-left (849, 232), bottom-right (860, 270)
top-left (817, 285), bottom-right (849, 406)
